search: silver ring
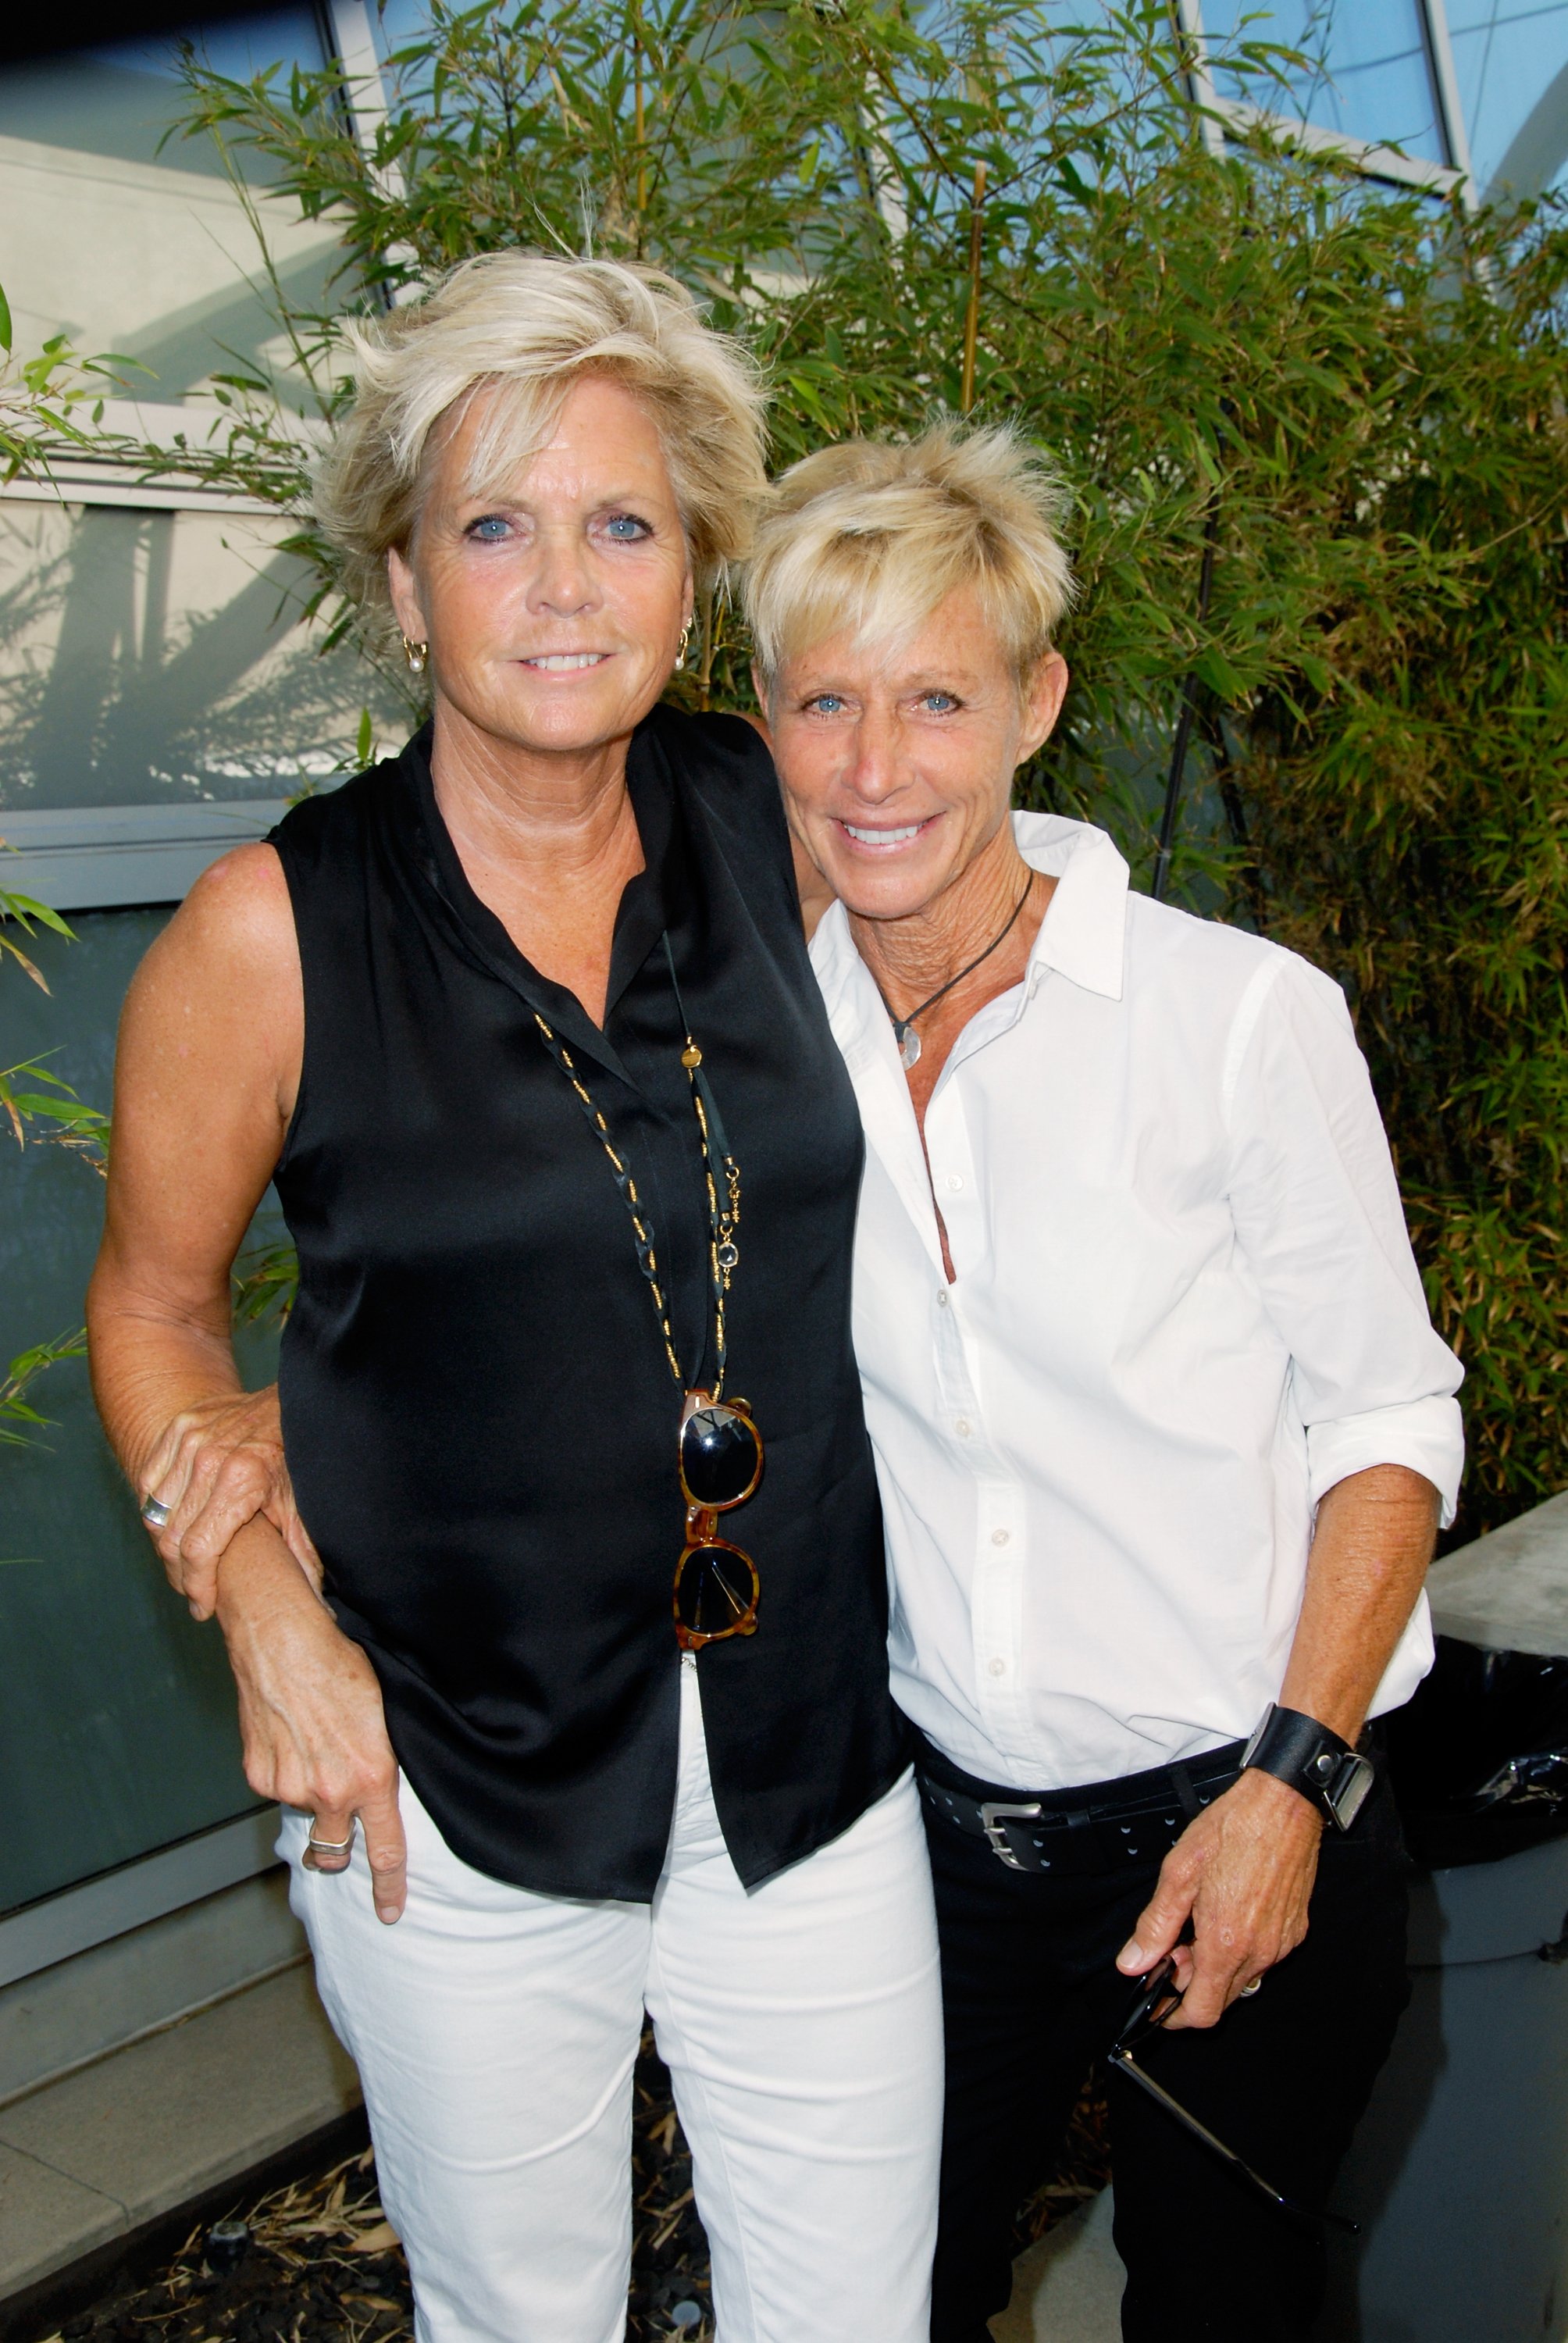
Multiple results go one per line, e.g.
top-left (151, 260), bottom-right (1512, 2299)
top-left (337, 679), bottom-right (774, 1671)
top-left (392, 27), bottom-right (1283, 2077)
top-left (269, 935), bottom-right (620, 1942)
top-left (305, 1823), bottom-right (355, 1856)
top-left (1239, 1977), bottom-right (1263, 1998)
top-left (140, 1494), bottom-right (172, 1528)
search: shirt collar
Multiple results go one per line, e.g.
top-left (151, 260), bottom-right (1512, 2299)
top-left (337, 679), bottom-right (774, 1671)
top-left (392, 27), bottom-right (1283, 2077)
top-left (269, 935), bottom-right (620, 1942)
top-left (811, 810), bottom-right (1129, 1019)
top-left (1013, 811), bottom-right (1128, 1003)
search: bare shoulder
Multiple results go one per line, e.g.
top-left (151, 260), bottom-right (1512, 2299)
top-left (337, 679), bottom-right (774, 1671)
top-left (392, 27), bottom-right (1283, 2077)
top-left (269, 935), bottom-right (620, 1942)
top-left (120, 844), bottom-right (302, 1118)
top-left (132, 844), bottom-right (298, 1003)
top-left (159, 842), bottom-right (294, 964)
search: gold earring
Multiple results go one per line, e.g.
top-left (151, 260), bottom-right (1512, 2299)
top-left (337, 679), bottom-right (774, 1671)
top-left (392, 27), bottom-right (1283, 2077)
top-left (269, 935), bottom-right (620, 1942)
top-left (402, 635), bottom-right (429, 676)
top-left (677, 622), bottom-right (693, 671)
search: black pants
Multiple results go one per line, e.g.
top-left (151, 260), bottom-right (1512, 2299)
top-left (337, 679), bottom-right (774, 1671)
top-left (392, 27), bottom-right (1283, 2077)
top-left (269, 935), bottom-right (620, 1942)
top-left (925, 1748), bottom-right (1410, 2343)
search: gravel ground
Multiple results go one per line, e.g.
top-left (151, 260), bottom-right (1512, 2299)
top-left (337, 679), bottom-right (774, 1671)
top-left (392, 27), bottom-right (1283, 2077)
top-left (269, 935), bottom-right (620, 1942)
top-left (37, 2040), bottom-right (1108, 2343)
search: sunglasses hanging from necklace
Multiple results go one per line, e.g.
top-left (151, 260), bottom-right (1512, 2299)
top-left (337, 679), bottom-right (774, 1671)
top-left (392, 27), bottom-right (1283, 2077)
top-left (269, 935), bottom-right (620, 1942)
top-left (530, 934), bottom-right (764, 1652)
top-left (874, 869), bottom-right (1037, 1071)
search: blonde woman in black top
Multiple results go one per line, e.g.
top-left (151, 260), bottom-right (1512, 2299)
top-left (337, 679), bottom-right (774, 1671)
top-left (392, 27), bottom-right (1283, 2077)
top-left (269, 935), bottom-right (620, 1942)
top-left (88, 255), bottom-right (941, 2343)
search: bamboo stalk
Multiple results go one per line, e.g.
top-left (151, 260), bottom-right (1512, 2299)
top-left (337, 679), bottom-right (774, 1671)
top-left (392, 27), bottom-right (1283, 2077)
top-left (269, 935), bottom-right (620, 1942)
top-left (634, 39), bottom-right (647, 219)
top-left (1151, 500), bottom-right (1221, 904)
top-left (960, 159), bottom-right (987, 414)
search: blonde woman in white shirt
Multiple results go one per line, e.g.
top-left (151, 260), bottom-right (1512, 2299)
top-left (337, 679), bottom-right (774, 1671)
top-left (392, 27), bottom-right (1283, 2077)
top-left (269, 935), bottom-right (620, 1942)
top-left (745, 427), bottom-right (1463, 2343)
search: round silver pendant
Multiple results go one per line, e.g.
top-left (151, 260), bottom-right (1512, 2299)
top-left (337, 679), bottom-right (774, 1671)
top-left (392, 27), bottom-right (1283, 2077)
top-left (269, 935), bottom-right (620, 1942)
top-left (898, 1025), bottom-right (922, 1071)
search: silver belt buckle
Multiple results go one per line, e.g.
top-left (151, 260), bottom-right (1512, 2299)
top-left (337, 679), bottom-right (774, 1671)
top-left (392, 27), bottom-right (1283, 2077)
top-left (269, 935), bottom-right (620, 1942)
top-left (980, 1800), bottom-right (1043, 1870)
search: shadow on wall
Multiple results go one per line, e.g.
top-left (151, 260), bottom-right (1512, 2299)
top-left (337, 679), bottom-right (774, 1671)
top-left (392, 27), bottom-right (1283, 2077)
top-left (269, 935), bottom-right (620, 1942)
top-left (0, 502), bottom-right (404, 810)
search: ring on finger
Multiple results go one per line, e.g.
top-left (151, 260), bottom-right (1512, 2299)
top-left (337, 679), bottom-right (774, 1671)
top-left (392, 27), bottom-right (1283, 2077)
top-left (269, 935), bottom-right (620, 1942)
top-left (140, 1493), bottom-right (173, 1528)
top-left (1239, 1977), bottom-right (1263, 1999)
top-left (305, 1821), bottom-right (355, 1857)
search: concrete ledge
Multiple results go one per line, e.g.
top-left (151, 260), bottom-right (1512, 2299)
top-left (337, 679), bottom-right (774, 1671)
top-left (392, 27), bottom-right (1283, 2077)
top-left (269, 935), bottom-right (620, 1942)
top-left (0, 1872), bottom-right (307, 2106)
top-left (1427, 1488), bottom-right (1568, 1657)
top-left (0, 2113), bottom-right (369, 2343)
top-left (0, 1963), bottom-right (361, 2307)
top-left (991, 2188), bottom-right (1123, 2341)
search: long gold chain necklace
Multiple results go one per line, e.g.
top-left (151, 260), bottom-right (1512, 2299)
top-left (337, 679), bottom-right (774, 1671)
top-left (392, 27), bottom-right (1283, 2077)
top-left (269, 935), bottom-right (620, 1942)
top-left (529, 933), bottom-right (741, 1395)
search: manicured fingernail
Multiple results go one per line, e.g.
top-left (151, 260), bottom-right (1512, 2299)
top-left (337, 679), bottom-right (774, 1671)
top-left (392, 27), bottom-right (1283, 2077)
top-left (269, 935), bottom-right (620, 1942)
top-left (1119, 1941), bottom-right (1143, 1969)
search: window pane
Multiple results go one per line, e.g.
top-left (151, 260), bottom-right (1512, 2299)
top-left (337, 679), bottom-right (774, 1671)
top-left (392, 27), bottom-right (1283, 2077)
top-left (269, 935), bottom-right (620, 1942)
top-left (0, 911), bottom-right (280, 1915)
top-left (0, 502), bottom-right (387, 811)
top-left (0, 12), bottom-right (339, 411)
top-left (1446, 1), bottom-right (1568, 196)
top-left (1203, 0), bottom-right (1449, 163)
top-left (370, 0), bottom-right (437, 67)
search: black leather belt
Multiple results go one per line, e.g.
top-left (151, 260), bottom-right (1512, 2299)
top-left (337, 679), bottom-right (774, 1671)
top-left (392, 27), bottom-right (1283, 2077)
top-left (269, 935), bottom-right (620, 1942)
top-left (917, 1738), bottom-right (1247, 1875)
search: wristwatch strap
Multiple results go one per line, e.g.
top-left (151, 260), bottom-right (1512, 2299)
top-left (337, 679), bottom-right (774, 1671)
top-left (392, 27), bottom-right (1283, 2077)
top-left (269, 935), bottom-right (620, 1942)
top-left (1242, 1704), bottom-right (1375, 1832)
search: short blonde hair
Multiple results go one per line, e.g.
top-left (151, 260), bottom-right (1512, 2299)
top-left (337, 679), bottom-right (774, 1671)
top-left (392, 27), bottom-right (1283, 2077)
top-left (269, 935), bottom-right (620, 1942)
top-left (315, 252), bottom-right (769, 647)
top-left (746, 425), bottom-right (1074, 691)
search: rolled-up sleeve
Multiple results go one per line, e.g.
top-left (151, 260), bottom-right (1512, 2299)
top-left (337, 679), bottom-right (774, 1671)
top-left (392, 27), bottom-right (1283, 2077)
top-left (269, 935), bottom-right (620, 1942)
top-left (1224, 952), bottom-right (1465, 1526)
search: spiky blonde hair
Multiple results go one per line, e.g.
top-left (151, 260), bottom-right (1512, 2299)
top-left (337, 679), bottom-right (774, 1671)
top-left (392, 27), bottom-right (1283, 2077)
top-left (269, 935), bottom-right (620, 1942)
top-left (314, 251), bottom-right (769, 649)
top-left (745, 424), bottom-right (1074, 691)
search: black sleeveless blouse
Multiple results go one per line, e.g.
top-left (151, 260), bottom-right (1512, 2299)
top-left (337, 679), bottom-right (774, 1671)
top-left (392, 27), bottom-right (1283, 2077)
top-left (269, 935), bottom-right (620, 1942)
top-left (268, 707), bottom-right (905, 1900)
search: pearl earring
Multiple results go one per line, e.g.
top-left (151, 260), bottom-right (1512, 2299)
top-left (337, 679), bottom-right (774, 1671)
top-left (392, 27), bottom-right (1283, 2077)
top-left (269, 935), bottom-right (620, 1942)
top-left (402, 635), bottom-right (429, 676)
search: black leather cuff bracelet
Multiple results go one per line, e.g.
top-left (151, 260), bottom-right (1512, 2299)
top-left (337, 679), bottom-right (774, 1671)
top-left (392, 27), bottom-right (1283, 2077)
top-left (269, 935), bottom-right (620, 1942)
top-left (1242, 1703), bottom-right (1377, 1832)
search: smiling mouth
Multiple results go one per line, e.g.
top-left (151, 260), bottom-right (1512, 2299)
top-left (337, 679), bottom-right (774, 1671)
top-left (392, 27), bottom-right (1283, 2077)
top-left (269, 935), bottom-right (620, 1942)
top-left (522, 651), bottom-right (610, 672)
top-left (837, 818), bottom-right (936, 849)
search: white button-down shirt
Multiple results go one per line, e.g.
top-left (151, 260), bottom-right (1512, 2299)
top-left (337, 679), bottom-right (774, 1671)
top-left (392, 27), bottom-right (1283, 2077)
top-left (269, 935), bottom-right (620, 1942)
top-left (810, 811), bottom-right (1465, 1792)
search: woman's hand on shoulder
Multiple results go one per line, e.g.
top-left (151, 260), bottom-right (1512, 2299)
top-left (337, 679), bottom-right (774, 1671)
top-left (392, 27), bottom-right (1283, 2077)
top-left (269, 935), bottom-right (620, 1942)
top-left (217, 1517), bottom-right (407, 1924)
top-left (141, 1383), bottom-right (316, 1622)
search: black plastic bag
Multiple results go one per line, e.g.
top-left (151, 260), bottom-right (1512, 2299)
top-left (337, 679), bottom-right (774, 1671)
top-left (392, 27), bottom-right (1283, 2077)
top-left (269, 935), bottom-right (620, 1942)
top-left (1384, 1635), bottom-right (1568, 1869)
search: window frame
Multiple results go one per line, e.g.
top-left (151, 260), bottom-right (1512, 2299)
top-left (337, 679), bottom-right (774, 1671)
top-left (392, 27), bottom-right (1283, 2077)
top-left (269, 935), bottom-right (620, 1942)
top-left (0, 0), bottom-right (396, 915)
top-left (1175, 0), bottom-right (1477, 207)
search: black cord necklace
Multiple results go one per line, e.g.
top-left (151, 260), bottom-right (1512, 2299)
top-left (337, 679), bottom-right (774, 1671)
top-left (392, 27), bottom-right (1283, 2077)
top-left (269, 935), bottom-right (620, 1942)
top-left (873, 869), bottom-right (1037, 1070)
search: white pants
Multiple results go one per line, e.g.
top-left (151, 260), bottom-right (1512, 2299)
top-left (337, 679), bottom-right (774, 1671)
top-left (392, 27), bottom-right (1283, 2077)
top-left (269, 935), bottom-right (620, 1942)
top-left (280, 1664), bottom-right (943, 2343)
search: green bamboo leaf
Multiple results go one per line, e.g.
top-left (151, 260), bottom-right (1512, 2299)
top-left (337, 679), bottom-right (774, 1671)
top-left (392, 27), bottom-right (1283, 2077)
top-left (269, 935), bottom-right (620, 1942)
top-left (1192, 646), bottom-right (1246, 701)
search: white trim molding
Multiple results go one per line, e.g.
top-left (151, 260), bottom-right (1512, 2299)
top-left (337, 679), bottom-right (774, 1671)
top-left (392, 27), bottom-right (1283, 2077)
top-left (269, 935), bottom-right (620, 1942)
top-left (0, 467), bottom-right (282, 517)
top-left (1174, 0), bottom-right (1229, 161)
top-left (1210, 96), bottom-right (1466, 198)
top-left (1421, 0), bottom-right (1478, 201)
top-left (1, 799), bottom-right (294, 910)
top-left (326, 0), bottom-right (395, 155)
top-left (0, 1809), bottom-right (281, 1989)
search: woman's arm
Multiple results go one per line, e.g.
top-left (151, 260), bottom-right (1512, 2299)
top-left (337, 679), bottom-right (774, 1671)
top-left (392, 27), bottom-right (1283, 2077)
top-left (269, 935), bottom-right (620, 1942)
top-left (90, 845), bottom-right (301, 1507)
top-left (88, 846), bottom-right (408, 1923)
top-left (1116, 953), bottom-right (1460, 2024)
top-left (1117, 1463), bottom-right (1437, 2026)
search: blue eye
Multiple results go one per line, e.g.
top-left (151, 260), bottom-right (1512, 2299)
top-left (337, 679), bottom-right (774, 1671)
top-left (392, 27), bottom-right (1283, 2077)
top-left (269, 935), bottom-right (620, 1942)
top-left (808, 693), bottom-right (846, 715)
top-left (603, 512), bottom-right (651, 540)
top-left (468, 515), bottom-right (510, 541)
top-left (921, 691), bottom-right (959, 713)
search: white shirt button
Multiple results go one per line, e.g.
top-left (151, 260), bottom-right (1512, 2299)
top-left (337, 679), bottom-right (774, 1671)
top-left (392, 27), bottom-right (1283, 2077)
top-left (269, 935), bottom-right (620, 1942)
top-left (991, 1528), bottom-right (1010, 1546)
top-left (988, 1657), bottom-right (1007, 1677)
top-left (935, 1289), bottom-right (950, 1308)
top-left (954, 1418), bottom-right (972, 1439)
top-left (946, 1173), bottom-right (964, 1191)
